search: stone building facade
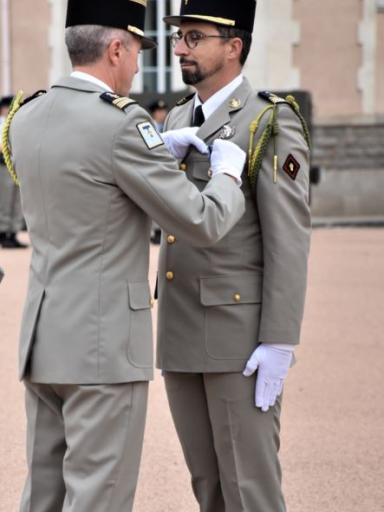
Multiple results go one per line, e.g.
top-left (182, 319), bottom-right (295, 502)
top-left (1, 0), bottom-right (384, 217)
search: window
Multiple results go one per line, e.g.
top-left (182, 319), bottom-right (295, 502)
top-left (142, 0), bottom-right (173, 93)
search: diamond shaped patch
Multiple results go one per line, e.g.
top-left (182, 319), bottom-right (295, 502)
top-left (283, 154), bottom-right (301, 181)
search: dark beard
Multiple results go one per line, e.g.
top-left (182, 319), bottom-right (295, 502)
top-left (180, 59), bottom-right (224, 86)
top-left (181, 68), bottom-right (204, 85)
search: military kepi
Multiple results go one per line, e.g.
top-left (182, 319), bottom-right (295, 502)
top-left (66, 0), bottom-right (156, 50)
top-left (164, 0), bottom-right (257, 34)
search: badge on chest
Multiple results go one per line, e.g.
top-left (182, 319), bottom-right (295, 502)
top-left (218, 124), bottom-right (236, 140)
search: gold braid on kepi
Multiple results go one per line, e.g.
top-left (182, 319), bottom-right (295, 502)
top-left (247, 91), bottom-right (311, 190)
top-left (1, 90), bottom-right (24, 186)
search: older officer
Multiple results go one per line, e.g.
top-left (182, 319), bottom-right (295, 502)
top-left (4, 0), bottom-right (247, 510)
top-left (157, 1), bottom-right (311, 511)
top-left (0, 96), bottom-right (27, 248)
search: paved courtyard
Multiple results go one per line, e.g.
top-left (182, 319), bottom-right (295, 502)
top-left (0, 229), bottom-right (383, 512)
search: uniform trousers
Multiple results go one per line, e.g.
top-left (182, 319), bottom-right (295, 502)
top-left (20, 380), bottom-right (148, 512)
top-left (0, 164), bottom-right (23, 233)
top-left (164, 372), bottom-right (285, 512)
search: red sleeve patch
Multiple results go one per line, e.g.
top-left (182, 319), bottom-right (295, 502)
top-left (283, 154), bottom-right (301, 181)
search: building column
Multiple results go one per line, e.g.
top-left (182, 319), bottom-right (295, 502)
top-left (358, 0), bottom-right (378, 115)
top-left (246, 0), bottom-right (300, 91)
top-left (48, 0), bottom-right (71, 86)
top-left (0, 0), bottom-right (12, 95)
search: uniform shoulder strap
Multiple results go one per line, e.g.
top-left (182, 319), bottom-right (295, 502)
top-left (100, 92), bottom-right (137, 111)
top-left (258, 91), bottom-right (288, 105)
top-left (176, 93), bottom-right (194, 107)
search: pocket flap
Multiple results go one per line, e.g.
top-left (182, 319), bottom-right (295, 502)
top-left (128, 282), bottom-right (152, 310)
top-left (192, 161), bottom-right (211, 182)
top-left (200, 273), bottom-right (263, 306)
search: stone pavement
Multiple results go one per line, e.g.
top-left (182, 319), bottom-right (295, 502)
top-left (0, 229), bottom-right (383, 512)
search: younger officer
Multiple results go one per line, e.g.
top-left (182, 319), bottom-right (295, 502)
top-left (157, 1), bottom-right (311, 511)
top-left (4, 1), bottom-right (246, 510)
top-left (0, 96), bottom-right (27, 248)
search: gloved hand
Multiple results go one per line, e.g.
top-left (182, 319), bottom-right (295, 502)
top-left (162, 127), bottom-right (208, 159)
top-left (243, 343), bottom-right (295, 412)
top-left (210, 139), bottom-right (246, 186)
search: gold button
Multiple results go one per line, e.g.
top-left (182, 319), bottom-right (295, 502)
top-left (150, 298), bottom-right (155, 308)
top-left (167, 235), bottom-right (176, 244)
top-left (180, 163), bottom-right (187, 171)
top-left (166, 271), bottom-right (174, 281)
top-left (234, 293), bottom-right (241, 303)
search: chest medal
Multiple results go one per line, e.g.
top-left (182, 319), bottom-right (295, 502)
top-left (218, 125), bottom-right (236, 140)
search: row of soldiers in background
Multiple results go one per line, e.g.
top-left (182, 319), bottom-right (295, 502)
top-left (0, 96), bottom-right (27, 249)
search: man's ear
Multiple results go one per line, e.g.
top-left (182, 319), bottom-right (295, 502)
top-left (107, 39), bottom-right (124, 66)
top-left (227, 37), bottom-right (243, 63)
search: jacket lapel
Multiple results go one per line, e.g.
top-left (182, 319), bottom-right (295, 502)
top-left (169, 98), bottom-right (195, 130)
top-left (197, 78), bottom-right (253, 141)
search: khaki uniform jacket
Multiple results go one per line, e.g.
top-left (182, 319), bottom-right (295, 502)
top-left (10, 77), bottom-right (245, 383)
top-left (157, 78), bottom-right (311, 372)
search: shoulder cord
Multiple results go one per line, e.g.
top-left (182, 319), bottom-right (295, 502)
top-left (285, 95), bottom-right (312, 150)
top-left (247, 104), bottom-right (278, 188)
top-left (247, 96), bottom-right (312, 189)
top-left (1, 90), bottom-right (24, 186)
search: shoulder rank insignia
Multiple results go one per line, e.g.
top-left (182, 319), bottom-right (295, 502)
top-left (100, 92), bottom-right (137, 111)
top-left (22, 89), bottom-right (47, 106)
top-left (176, 93), bottom-right (194, 106)
top-left (258, 91), bottom-right (287, 105)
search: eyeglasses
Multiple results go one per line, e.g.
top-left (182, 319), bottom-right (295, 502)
top-left (170, 30), bottom-right (228, 49)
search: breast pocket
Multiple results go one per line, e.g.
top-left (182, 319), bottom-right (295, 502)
top-left (127, 281), bottom-right (153, 368)
top-left (190, 159), bottom-right (211, 191)
top-left (200, 273), bottom-right (263, 360)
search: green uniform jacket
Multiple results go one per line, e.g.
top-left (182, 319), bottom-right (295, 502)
top-left (9, 76), bottom-right (245, 383)
top-left (157, 78), bottom-right (311, 372)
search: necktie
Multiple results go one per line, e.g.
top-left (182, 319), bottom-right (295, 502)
top-left (192, 105), bottom-right (205, 127)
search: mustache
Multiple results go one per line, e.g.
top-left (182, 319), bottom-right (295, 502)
top-left (179, 58), bottom-right (197, 66)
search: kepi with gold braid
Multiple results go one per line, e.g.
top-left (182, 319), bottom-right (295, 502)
top-left (164, 0), bottom-right (257, 33)
top-left (65, 0), bottom-right (156, 50)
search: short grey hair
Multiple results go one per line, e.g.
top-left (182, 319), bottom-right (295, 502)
top-left (65, 25), bottom-right (131, 66)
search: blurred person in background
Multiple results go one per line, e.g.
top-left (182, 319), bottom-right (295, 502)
top-left (156, 0), bottom-right (312, 511)
top-left (0, 95), bottom-right (28, 249)
top-left (148, 99), bottom-right (169, 132)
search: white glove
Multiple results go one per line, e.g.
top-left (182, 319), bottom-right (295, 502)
top-left (243, 343), bottom-right (295, 412)
top-left (210, 139), bottom-right (246, 186)
top-left (162, 127), bottom-right (208, 159)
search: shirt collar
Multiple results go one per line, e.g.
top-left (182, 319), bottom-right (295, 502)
top-left (70, 71), bottom-right (113, 92)
top-left (194, 74), bottom-right (244, 121)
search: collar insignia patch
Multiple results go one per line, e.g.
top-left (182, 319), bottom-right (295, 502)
top-left (229, 98), bottom-right (241, 109)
